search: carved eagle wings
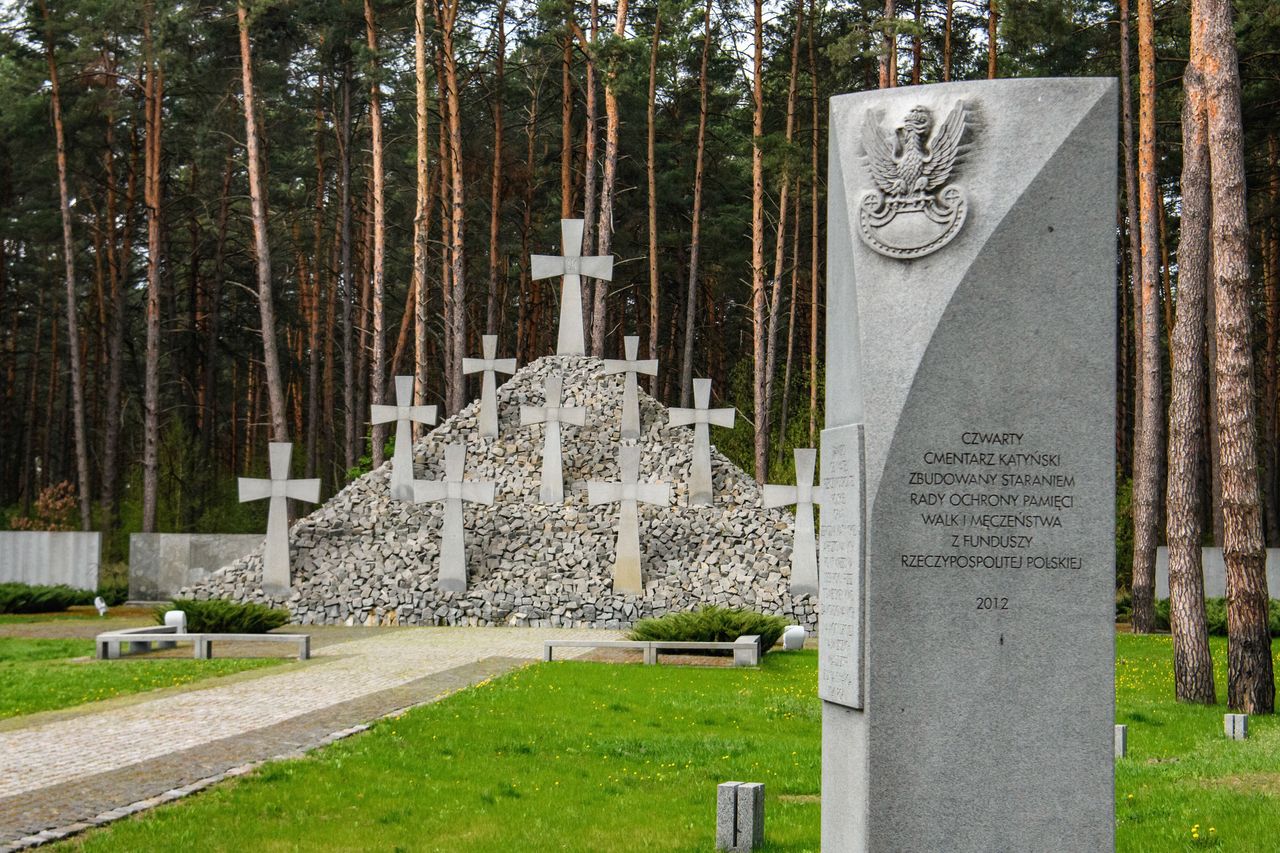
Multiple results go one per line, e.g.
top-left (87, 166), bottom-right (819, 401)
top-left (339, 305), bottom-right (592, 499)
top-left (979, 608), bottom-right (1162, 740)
top-left (862, 101), bottom-right (967, 197)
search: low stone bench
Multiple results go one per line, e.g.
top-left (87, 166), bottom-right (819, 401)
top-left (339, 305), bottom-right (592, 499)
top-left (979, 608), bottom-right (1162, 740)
top-left (652, 635), bottom-right (762, 667)
top-left (96, 626), bottom-right (310, 661)
top-left (195, 633), bottom-right (310, 661)
top-left (542, 635), bottom-right (762, 667)
top-left (543, 639), bottom-right (657, 664)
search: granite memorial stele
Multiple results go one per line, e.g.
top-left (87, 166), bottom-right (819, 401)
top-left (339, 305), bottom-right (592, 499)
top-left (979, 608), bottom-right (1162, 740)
top-left (820, 77), bottom-right (1118, 852)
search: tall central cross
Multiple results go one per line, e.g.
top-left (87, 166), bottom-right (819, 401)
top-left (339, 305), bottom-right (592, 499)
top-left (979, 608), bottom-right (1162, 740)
top-left (763, 448), bottom-right (823, 596)
top-left (413, 444), bottom-right (495, 593)
top-left (668, 378), bottom-right (736, 506)
top-left (462, 335), bottom-right (517, 437)
top-left (520, 374), bottom-right (586, 503)
top-left (602, 335), bottom-right (659, 440)
top-left (588, 446), bottom-right (670, 594)
top-left (238, 442), bottom-right (321, 595)
top-left (530, 218), bottom-right (615, 356)
top-left (371, 375), bottom-right (438, 501)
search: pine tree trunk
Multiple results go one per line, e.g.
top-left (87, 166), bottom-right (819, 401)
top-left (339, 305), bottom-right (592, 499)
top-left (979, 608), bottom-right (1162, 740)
top-left (778, 191), bottom-right (801, 466)
top-left (487, 0), bottom-right (507, 338)
top-left (762, 3), bottom-right (803, 474)
top-left (682, 0), bottom-right (712, 409)
top-left (808, 0), bottom-right (820, 445)
top-left (100, 105), bottom-right (127, 528)
top-left (592, 0), bottom-right (629, 358)
top-left (1263, 134), bottom-right (1280, 544)
top-left (142, 9), bottom-right (165, 530)
top-left (943, 0), bottom-right (953, 82)
top-left (306, 88), bottom-right (326, 479)
top-left (646, 7), bottom-right (661, 390)
top-left (751, 0), bottom-right (767, 482)
top-left (238, 0), bottom-right (288, 444)
top-left (1199, 0), bottom-right (1276, 714)
top-left (581, 2), bottom-right (600, 353)
top-left (1130, 0), bottom-right (1163, 634)
top-left (438, 0), bottom-right (467, 414)
top-left (987, 0), bottom-right (999, 78)
top-left (365, 0), bottom-right (387, 464)
top-left (42, 1), bottom-right (92, 531)
top-left (1167, 33), bottom-right (1216, 704)
top-left (1119, 0), bottom-right (1143, 483)
top-left (414, 0), bottom-right (432, 413)
top-left (879, 0), bottom-right (895, 88)
top-left (561, 33), bottom-right (573, 222)
top-left (338, 63), bottom-right (357, 471)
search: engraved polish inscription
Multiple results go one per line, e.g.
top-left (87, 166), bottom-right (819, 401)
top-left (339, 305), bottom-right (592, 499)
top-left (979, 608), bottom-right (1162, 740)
top-left (819, 423), bottom-right (866, 708)
top-left (900, 430), bottom-right (1084, 601)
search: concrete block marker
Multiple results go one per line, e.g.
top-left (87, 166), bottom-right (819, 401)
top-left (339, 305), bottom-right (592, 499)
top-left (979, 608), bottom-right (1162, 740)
top-left (1225, 713), bottom-right (1248, 740)
top-left (821, 78), bottom-right (1118, 852)
top-left (1115, 724), bottom-right (1127, 759)
top-left (716, 781), bottom-right (765, 852)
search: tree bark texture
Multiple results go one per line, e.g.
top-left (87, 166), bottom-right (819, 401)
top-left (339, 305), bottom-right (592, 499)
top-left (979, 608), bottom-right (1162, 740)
top-left (1166, 35), bottom-right (1216, 704)
top-left (1199, 0), bottom-right (1276, 714)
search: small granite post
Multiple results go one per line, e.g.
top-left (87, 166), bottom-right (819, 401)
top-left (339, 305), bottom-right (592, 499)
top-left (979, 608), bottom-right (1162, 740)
top-left (520, 374), bottom-right (586, 503)
top-left (587, 446), bottom-right (670, 593)
top-left (237, 442), bottom-right (321, 595)
top-left (763, 449), bottom-right (823, 596)
top-left (462, 335), bottom-right (517, 437)
top-left (602, 335), bottom-right (658, 439)
top-left (821, 79), bottom-right (1118, 851)
top-left (715, 781), bottom-right (765, 852)
top-left (1224, 713), bottom-right (1248, 740)
top-left (1114, 724), bottom-right (1127, 758)
top-left (530, 219), bottom-right (615, 356)
top-left (371, 375), bottom-right (439, 501)
top-left (668, 378), bottom-right (735, 506)
top-left (413, 444), bottom-right (496, 592)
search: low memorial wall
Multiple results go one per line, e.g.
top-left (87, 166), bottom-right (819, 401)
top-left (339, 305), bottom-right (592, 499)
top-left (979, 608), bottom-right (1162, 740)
top-left (0, 531), bottom-right (101, 590)
top-left (1155, 547), bottom-right (1280, 600)
top-left (129, 534), bottom-right (261, 602)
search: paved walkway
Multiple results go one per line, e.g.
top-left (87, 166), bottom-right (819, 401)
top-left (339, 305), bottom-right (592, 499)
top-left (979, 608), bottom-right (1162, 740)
top-left (0, 627), bottom-right (617, 849)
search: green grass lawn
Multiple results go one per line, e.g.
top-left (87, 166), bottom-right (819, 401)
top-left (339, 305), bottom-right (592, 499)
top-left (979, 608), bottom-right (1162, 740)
top-left (46, 636), bottom-right (1280, 852)
top-left (0, 638), bottom-right (282, 719)
top-left (1116, 634), bottom-right (1280, 852)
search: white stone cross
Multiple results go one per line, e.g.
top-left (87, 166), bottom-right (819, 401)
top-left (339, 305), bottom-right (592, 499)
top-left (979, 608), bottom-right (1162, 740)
top-left (602, 335), bottom-right (659, 440)
top-left (763, 448), bottom-right (823, 596)
top-left (519, 374), bottom-right (586, 503)
top-left (588, 446), bottom-right (670, 594)
top-left (413, 444), bottom-right (495, 593)
top-left (462, 335), bottom-right (517, 438)
top-left (530, 218), bottom-right (615, 356)
top-left (237, 442), bottom-right (321, 595)
top-left (371, 375), bottom-right (438, 501)
top-left (668, 378), bottom-right (736, 506)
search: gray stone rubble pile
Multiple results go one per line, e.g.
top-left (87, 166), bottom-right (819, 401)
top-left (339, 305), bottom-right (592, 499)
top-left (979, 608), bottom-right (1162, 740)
top-left (184, 355), bottom-right (817, 630)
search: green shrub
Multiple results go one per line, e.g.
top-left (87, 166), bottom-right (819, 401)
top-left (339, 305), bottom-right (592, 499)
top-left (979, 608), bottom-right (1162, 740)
top-left (628, 606), bottom-right (789, 650)
top-left (158, 599), bottom-right (289, 634)
top-left (0, 583), bottom-right (91, 614)
top-left (96, 583), bottom-right (129, 607)
top-left (1153, 597), bottom-right (1280, 637)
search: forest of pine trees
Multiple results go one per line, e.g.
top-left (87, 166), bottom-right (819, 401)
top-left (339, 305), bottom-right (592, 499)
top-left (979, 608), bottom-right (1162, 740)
top-left (2, 1), bottom-right (1280, 706)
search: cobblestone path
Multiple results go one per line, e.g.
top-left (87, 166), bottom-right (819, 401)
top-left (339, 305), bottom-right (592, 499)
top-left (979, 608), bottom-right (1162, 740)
top-left (0, 627), bottom-right (616, 849)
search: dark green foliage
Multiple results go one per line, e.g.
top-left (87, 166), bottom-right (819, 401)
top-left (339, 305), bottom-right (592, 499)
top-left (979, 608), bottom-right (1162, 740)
top-left (158, 599), bottom-right (290, 634)
top-left (628, 606), bottom-right (788, 649)
top-left (0, 583), bottom-right (91, 614)
top-left (96, 583), bottom-right (129, 607)
top-left (1152, 598), bottom-right (1280, 638)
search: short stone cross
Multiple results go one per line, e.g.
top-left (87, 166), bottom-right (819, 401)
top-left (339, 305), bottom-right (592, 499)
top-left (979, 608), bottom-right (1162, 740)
top-left (668, 378), bottom-right (736, 506)
top-left (530, 218), bottom-right (615, 356)
top-left (413, 444), bottom-right (495, 593)
top-left (587, 445), bottom-right (670, 593)
top-left (371, 375), bottom-right (438, 501)
top-left (238, 442), bottom-right (321, 595)
top-left (602, 335), bottom-right (658, 440)
top-left (763, 448), bottom-right (823, 596)
top-left (462, 335), bottom-right (517, 437)
top-left (520, 374), bottom-right (586, 503)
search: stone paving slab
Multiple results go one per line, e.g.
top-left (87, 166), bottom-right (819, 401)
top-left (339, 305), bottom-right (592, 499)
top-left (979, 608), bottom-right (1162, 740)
top-left (0, 627), bottom-right (617, 848)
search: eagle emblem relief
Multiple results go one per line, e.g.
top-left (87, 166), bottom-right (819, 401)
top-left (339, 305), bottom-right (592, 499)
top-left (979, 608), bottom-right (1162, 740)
top-left (858, 101), bottom-right (969, 259)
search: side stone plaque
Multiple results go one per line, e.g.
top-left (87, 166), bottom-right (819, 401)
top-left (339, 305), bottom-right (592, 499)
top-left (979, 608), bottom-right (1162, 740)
top-left (818, 423), bottom-right (864, 708)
